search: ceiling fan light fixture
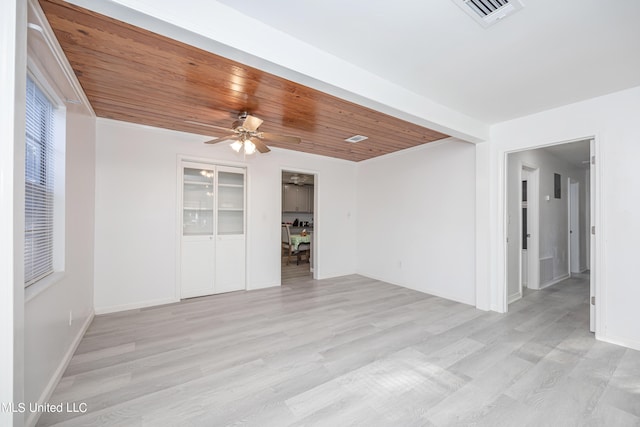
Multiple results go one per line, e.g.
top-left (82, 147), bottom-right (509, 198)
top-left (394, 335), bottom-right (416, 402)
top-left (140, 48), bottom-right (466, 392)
top-left (244, 139), bottom-right (256, 155)
top-left (230, 140), bottom-right (243, 152)
top-left (194, 113), bottom-right (297, 155)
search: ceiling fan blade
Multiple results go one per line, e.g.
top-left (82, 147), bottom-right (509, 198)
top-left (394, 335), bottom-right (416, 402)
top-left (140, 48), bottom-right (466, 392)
top-left (260, 132), bottom-right (301, 144)
top-left (250, 137), bottom-right (271, 153)
top-left (242, 114), bottom-right (263, 132)
top-left (185, 120), bottom-right (235, 133)
top-left (204, 134), bottom-right (237, 144)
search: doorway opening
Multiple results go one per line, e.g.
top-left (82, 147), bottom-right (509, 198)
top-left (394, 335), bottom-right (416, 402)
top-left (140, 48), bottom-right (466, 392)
top-left (517, 165), bottom-right (539, 300)
top-left (281, 170), bottom-right (316, 283)
top-left (505, 138), bottom-right (594, 332)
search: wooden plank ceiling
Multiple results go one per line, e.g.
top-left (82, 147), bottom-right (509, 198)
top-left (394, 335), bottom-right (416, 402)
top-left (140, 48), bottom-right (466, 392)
top-left (39, 0), bottom-right (449, 162)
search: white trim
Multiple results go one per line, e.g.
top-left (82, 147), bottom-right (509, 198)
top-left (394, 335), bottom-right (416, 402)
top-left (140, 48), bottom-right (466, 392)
top-left (177, 153), bottom-right (250, 170)
top-left (591, 137), bottom-right (604, 335)
top-left (24, 271), bottom-right (64, 302)
top-left (175, 156), bottom-right (182, 301)
top-left (567, 176), bottom-right (571, 276)
top-left (247, 282), bottom-right (280, 291)
top-left (497, 136), bottom-right (602, 337)
top-left (24, 66), bottom-right (68, 289)
top-left (1, 0), bottom-right (27, 421)
top-left (508, 291), bottom-right (522, 304)
top-left (95, 297), bottom-right (179, 315)
top-left (518, 163), bottom-right (539, 293)
top-left (539, 273), bottom-right (571, 290)
top-left (517, 170), bottom-right (526, 297)
top-left (317, 270), bottom-right (360, 281)
top-left (280, 166), bottom-right (319, 280)
top-left (26, 59), bottom-right (65, 107)
top-left (176, 155), bottom-right (248, 300)
top-left (25, 310), bottom-right (94, 427)
top-left (596, 333), bottom-right (640, 353)
top-left (359, 273), bottom-right (475, 306)
top-left (28, 0), bottom-right (94, 116)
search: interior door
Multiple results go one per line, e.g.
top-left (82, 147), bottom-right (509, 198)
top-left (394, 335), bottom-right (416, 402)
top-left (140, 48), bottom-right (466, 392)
top-left (589, 141), bottom-right (596, 333)
top-left (215, 167), bottom-right (246, 293)
top-left (521, 178), bottom-right (529, 288)
top-left (569, 180), bottom-right (580, 274)
top-left (181, 164), bottom-right (215, 298)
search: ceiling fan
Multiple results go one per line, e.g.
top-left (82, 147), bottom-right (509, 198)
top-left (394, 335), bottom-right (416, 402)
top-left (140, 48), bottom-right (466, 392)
top-left (288, 173), bottom-right (309, 186)
top-left (186, 112), bottom-right (301, 154)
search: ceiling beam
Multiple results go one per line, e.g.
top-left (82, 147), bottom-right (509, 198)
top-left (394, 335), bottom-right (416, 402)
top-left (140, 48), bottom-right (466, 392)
top-left (63, 0), bottom-right (489, 143)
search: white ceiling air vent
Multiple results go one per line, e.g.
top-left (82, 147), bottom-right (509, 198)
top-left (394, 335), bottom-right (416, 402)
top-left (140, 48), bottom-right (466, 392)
top-left (453, 0), bottom-right (524, 28)
top-left (344, 135), bottom-right (368, 143)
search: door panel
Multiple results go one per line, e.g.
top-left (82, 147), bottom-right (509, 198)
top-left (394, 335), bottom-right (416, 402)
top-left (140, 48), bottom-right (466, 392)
top-left (181, 237), bottom-right (215, 298)
top-left (215, 235), bottom-right (245, 293)
top-left (180, 162), bottom-right (246, 298)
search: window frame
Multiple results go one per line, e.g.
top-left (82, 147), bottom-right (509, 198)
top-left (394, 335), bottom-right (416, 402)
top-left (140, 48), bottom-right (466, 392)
top-left (24, 65), bottom-right (66, 290)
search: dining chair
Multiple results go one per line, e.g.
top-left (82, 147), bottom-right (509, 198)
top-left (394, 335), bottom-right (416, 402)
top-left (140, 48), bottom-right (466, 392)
top-left (296, 242), bottom-right (311, 265)
top-left (281, 224), bottom-right (294, 265)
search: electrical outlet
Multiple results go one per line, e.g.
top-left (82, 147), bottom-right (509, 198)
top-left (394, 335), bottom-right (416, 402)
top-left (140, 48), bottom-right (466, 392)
top-left (69, 310), bottom-right (73, 326)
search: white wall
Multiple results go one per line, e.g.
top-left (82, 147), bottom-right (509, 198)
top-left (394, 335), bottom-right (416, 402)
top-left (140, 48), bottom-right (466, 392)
top-left (356, 139), bottom-right (476, 305)
top-left (22, 2), bottom-right (97, 426)
top-left (506, 148), bottom-right (588, 301)
top-left (480, 85), bottom-right (640, 351)
top-left (23, 107), bottom-right (95, 422)
top-left (94, 118), bottom-right (357, 313)
top-left (1, 0), bottom-right (26, 425)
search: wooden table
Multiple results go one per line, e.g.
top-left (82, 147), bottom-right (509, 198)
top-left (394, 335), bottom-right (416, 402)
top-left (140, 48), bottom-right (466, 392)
top-left (289, 233), bottom-right (311, 250)
top-left (290, 233), bottom-right (311, 264)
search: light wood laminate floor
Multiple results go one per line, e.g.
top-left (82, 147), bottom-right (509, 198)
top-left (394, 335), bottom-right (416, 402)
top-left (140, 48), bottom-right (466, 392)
top-left (281, 256), bottom-right (312, 282)
top-left (38, 273), bottom-right (640, 426)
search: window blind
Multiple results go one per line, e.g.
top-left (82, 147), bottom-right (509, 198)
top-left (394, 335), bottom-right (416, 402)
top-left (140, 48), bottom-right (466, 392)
top-left (25, 76), bottom-right (55, 286)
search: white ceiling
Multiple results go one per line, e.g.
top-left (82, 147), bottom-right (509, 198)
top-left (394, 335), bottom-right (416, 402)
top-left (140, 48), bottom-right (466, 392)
top-left (216, 0), bottom-right (640, 124)
top-left (541, 139), bottom-right (591, 169)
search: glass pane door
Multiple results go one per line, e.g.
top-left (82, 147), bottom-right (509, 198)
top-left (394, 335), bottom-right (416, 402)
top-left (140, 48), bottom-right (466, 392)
top-left (217, 170), bottom-right (245, 235)
top-left (183, 167), bottom-right (214, 235)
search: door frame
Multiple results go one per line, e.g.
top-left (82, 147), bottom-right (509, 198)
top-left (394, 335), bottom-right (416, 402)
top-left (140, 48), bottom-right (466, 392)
top-left (280, 167), bottom-right (319, 280)
top-left (501, 137), bottom-right (601, 336)
top-left (175, 155), bottom-right (249, 300)
top-left (519, 164), bottom-right (539, 294)
top-left (589, 138), bottom-right (598, 333)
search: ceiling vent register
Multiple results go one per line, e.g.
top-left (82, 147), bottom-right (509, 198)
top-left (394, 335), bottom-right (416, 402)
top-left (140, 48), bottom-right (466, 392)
top-left (344, 135), bottom-right (368, 143)
top-left (453, 0), bottom-right (524, 28)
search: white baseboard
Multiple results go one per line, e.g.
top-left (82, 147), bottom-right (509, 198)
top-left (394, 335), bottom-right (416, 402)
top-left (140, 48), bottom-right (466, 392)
top-left (508, 292), bottom-right (522, 304)
top-left (316, 270), bottom-right (358, 281)
top-left (357, 272), bottom-right (475, 307)
top-left (94, 297), bottom-right (179, 315)
top-left (247, 282), bottom-right (280, 291)
top-left (596, 333), bottom-right (640, 352)
top-left (26, 310), bottom-right (94, 427)
top-left (539, 273), bottom-right (571, 290)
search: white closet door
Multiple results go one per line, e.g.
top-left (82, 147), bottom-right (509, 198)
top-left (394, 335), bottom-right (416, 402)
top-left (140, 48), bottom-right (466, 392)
top-left (181, 236), bottom-right (215, 298)
top-left (215, 166), bottom-right (246, 293)
top-left (215, 235), bottom-right (245, 293)
top-left (181, 163), bottom-right (215, 298)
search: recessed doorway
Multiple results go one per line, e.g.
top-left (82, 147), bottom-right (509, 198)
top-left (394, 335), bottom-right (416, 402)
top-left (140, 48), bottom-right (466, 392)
top-left (281, 170), bottom-right (316, 283)
top-left (505, 139), bottom-right (594, 332)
